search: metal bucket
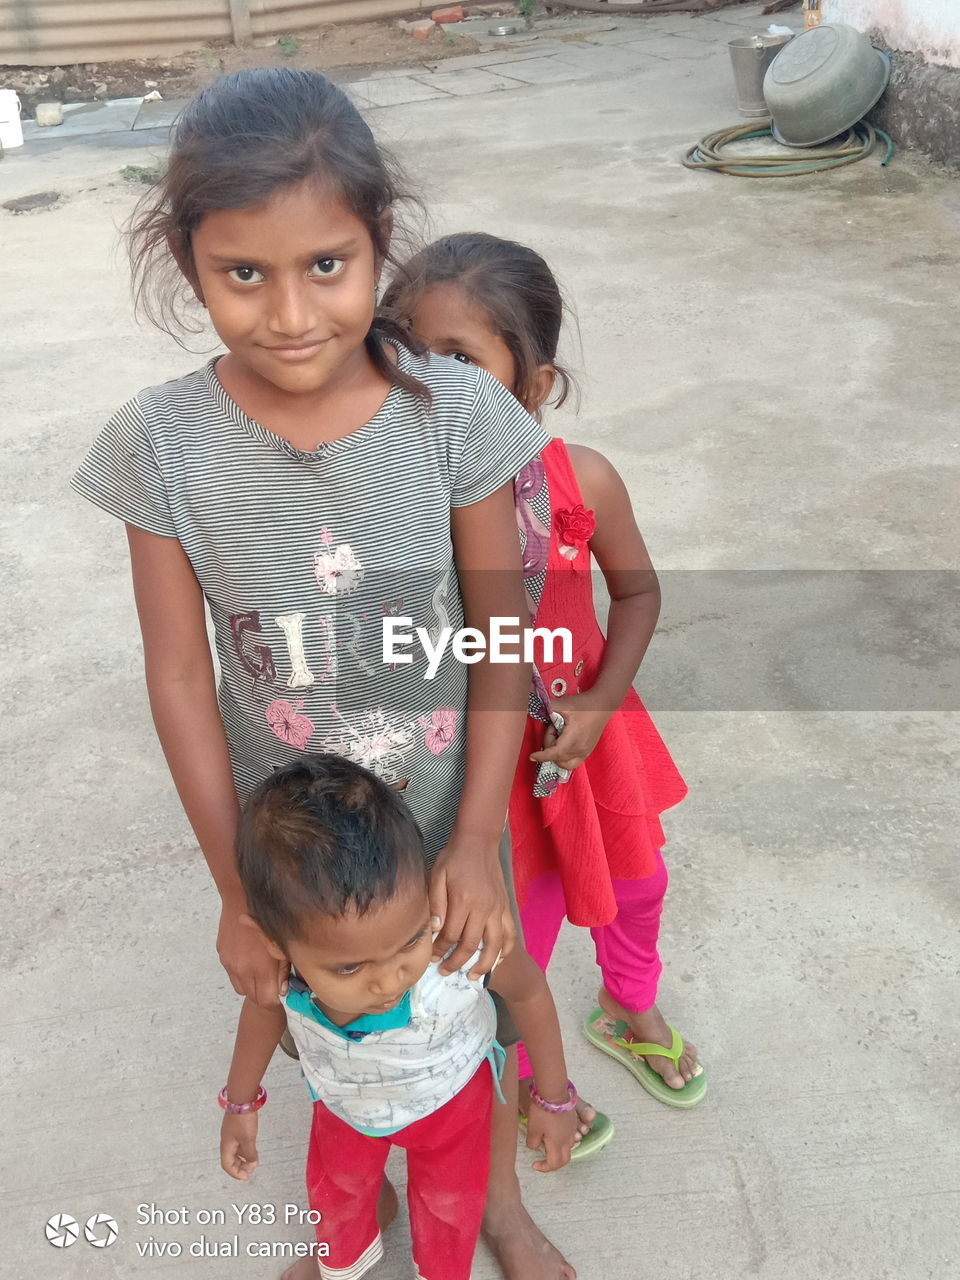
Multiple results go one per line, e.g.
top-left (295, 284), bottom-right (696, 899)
top-left (728, 35), bottom-right (793, 118)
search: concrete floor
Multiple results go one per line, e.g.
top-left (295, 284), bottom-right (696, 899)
top-left (2, 6), bottom-right (958, 1278)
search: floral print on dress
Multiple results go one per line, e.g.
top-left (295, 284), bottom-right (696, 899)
top-left (555, 503), bottom-right (596, 560)
top-left (323, 707), bottom-right (414, 783)
top-left (314, 528), bottom-right (365, 596)
top-left (515, 457), bottom-right (551, 580)
top-left (321, 704), bottom-right (459, 782)
top-left (421, 707), bottom-right (457, 755)
top-left (266, 699), bottom-right (315, 750)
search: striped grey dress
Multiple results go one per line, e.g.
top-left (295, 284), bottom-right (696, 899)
top-left (72, 343), bottom-right (549, 860)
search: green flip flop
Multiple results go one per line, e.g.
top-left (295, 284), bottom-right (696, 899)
top-left (518, 1099), bottom-right (615, 1161)
top-left (583, 1007), bottom-right (707, 1109)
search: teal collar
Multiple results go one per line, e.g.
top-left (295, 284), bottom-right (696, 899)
top-left (285, 978), bottom-right (413, 1041)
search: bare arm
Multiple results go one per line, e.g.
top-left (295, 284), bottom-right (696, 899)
top-left (126, 525), bottom-right (286, 1005)
top-left (431, 481), bottom-right (532, 977)
top-left (572, 444), bottom-right (661, 708)
top-left (225, 999), bottom-right (287, 1104)
top-left (531, 446), bottom-right (661, 771)
top-left (489, 948), bottom-right (579, 1171)
top-left (220, 999), bottom-right (287, 1181)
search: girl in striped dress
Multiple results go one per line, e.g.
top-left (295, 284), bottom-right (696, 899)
top-left (386, 232), bottom-right (707, 1128)
top-left (73, 70), bottom-right (580, 1280)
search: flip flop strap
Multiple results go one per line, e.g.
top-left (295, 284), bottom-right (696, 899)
top-left (612, 1024), bottom-right (683, 1063)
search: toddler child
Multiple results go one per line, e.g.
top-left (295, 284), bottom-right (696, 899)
top-left (220, 753), bottom-right (580, 1280)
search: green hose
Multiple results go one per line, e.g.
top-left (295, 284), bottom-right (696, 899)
top-left (682, 120), bottom-right (894, 177)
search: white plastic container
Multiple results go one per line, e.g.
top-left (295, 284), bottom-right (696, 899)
top-left (0, 89), bottom-right (24, 149)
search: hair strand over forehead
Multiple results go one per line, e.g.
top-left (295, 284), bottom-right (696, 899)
top-left (126, 67), bottom-right (429, 399)
top-left (381, 231), bottom-right (577, 414)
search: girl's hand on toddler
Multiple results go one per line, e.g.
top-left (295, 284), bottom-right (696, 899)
top-left (220, 1113), bottom-right (260, 1181)
top-left (524, 1103), bottom-right (581, 1173)
top-left (429, 834), bottom-right (515, 978)
top-left (529, 692), bottom-right (610, 773)
top-left (218, 904), bottom-right (290, 1007)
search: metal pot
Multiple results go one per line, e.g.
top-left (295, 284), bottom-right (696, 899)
top-left (763, 23), bottom-right (891, 147)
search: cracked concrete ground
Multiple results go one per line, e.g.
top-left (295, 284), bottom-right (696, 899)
top-left (2, 6), bottom-right (958, 1278)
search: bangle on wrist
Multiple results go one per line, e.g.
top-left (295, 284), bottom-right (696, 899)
top-left (218, 1085), bottom-right (266, 1114)
top-left (528, 1079), bottom-right (578, 1114)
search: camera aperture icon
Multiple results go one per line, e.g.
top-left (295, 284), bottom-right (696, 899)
top-left (45, 1214), bottom-right (79, 1248)
top-left (45, 1212), bottom-right (118, 1249)
top-left (84, 1214), bottom-right (119, 1248)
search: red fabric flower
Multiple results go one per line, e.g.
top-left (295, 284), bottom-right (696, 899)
top-left (555, 503), bottom-right (596, 549)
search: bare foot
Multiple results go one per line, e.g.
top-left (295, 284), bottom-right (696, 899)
top-left (281, 1261), bottom-right (317, 1280)
top-left (517, 1077), bottom-right (597, 1140)
top-left (598, 987), bottom-right (699, 1089)
top-left (483, 1202), bottom-right (576, 1280)
top-left (280, 1179), bottom-right (397, 1280)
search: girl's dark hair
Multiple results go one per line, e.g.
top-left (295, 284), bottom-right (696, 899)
top-left (381, 232), bottom-right (576, 413)
top-left (128, 67), bottom-right (426, 399)
top-left (237, 753), bottom-right (427, 947)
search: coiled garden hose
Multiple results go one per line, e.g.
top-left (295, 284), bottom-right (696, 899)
top-left (682, 120), bottom-right (894, 177)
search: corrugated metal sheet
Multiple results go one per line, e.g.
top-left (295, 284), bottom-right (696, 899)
top-left (1, 0), bottom-right (430, 67)
top-left (0, 0), bottom-right (231, 66)
top-left (250, 0), bottom-right (424, 40)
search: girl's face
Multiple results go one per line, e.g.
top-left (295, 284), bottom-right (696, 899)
top-left (408, 282), bottom-right (518, 397)
top-left (189, 180), bottom-right (381, 399)
top-left (283, 875), bottom-right (434, 1025)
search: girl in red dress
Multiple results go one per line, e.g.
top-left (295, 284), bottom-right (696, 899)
top-left (384, 233), bottom-right (706, 1137)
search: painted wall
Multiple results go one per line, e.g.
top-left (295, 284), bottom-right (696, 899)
top-left (822, 0), bottom-right (960, 69)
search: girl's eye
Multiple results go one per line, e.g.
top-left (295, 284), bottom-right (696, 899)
top-left (228, 266), bottom-right (264, 284)
top-left (335, 964), bottom-right (361, 976)
top-left (452, 352), bottom-right (473, 365)
top-left (402, 931), bottom-right (426, 951)
top-left (310, 258), bottom-right (345, 278)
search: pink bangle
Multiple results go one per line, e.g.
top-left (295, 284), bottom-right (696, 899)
top-left (528, 1079), bottom-right (578, 1114)
top-left (218, 1085), bottom-right (266, 1115)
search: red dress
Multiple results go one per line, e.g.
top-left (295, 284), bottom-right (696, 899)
top-left (509, 438), bottom-right (687, 928)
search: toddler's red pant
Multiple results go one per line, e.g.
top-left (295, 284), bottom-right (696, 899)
top-left (306, 1062), bottom-right (492, 1280)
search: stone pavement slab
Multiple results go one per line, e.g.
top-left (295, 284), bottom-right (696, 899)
top-left (636, 11), bottom-right (713, 34)
top-left (408, 67), bottom-right (521, 96)
top-left (624, 33), bottom-right (722, 60)
top-left (21, 96), bottom-right (142, 140)
top-left (340, 64), bottom-right (438, 82)
top-left (419, 46), bottom-right (572, 73)
top-left (480, 56), bottom-right (594, 85)
top-left (133, 98), bottom-right (188, 130)
top-left (472, 37), bottom-right (587, 59)
top-left (578, 23), bottom-right (678, 46)
top-left (710, 2), bottom-right (800, 27)
top-left (550, 42), bottom-right (661, 73)
top-left (346, 76), bottom-right (447, 109)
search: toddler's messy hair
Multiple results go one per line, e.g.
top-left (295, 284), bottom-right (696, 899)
top-left (237, 754), bottom-right (427, 947)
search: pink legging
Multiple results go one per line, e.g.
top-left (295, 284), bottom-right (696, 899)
top-left (516, 849), bottom-right (668, 1081)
